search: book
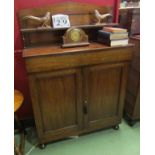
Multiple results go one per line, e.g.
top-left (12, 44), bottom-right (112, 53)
top-left (98, 37), bottom-right (128, 47)
top-left (98, 30), bottom-right (128, 40)
top-left (103, 27), bottom-right (127, 33)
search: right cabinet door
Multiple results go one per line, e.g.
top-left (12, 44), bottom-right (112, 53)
top-left (83, 63), bottom-right (129, 130)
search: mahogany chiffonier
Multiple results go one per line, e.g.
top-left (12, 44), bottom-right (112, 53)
top-left (19, 2), bottom-right (134, 147)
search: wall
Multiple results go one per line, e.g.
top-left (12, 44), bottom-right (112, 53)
top-left (14, 0), bottom-right (120, 119)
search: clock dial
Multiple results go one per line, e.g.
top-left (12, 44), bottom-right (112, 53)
top-left (62, 27), bottom-right (89, 48)
top-left (70, 29), bottom-right (81, 42)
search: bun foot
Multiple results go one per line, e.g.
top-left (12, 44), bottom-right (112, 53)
top-left (113, 125), bottom-right (119, 130)
top-left (39, 144), bottom-right (46, 149)
top-left (128, 120), bottom-right (136, 126)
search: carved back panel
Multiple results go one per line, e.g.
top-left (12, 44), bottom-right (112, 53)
top-left (19, 2), bottom-right (113, 28)
top-left (18, 2), bottom-right (114, 48)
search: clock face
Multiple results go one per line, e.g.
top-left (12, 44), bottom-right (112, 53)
top-left (62, 27), bottom-right (89, 48)
top-left (70, 29), bottom-right (81, 42)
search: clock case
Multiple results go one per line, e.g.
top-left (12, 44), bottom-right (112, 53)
top-left (62, 27), bottom-right (90, 48)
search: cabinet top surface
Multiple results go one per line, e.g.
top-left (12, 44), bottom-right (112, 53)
top-left (130, 35), bottom-right (140, 40)
top-left (23, 42), bottom-right (134, 58)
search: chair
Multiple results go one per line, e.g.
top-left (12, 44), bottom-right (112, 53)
top-left (14, 89), bottom-right (25, 155)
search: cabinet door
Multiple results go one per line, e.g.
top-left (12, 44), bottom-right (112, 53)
top-left (83, 63), bottom-right (128, 130)
top-left (29, 68), bottom-right (83, 143)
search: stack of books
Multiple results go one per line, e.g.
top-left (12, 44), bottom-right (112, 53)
top-left (97, 27), bottom-right (129, 47)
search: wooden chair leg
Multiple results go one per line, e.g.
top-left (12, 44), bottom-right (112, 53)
top-left (20, 132), bottom-right (25, 155)
top-left (14, 139), bottom-right (22, 155)
top-left (14, 114), bottom-right (25, 155)
top-left (15, 114), bottom-right (23, 131)
top-left (14, 132), bottom-right (25, 155)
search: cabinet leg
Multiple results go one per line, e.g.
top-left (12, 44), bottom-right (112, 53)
top-left (128, 120), bottom-right (136, 127)
top-left (124, 113), bottom-right (136, 127)
top-left (39, 144), bottom-right (46, 149)
top-left (113, 125), bottom-right (119, 130)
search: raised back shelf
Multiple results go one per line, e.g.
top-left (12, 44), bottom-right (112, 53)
top-left (18, 2), bottom-right (116, 48)
top-left (21, 23), bottom-right (118, 33)
top-left (21, 2), bottom-right (134, 146)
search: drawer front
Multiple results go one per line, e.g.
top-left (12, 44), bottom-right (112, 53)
top-left (25, 47), bottom-right (133, 73)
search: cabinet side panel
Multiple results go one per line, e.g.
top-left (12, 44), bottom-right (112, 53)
top-left (133, 89), bottom-right (140, 119)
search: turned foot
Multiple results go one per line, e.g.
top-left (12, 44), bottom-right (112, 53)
top-left (39, 144), bottom-right (46, 149)
top-left (128, 120), bottom-right (136, 127)
top-left (113, 125), bottom-right (119, 130)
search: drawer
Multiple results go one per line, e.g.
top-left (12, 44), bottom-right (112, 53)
top-left (25, 47), bottom-right (133, 73)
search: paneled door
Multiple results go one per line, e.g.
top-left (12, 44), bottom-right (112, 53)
top-left (83, 63), bottom-right (128, 130)
top-left (29, 68), bottom-right (83, 143)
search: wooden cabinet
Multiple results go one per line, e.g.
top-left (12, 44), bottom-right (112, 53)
top-left (19, 1), bottom-right (134, 147)
top-left (124, 35), bottom-right (140, 126)
top-left (23, 43), bottom-right (133, 145)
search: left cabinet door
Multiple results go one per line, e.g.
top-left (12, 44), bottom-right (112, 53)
top-left (28, 68), bottom-right (83, 144)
